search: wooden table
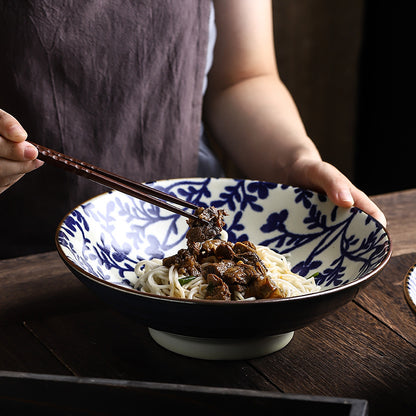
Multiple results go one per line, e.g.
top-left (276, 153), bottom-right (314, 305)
top-left (1, 189), bottom-right (416, 415)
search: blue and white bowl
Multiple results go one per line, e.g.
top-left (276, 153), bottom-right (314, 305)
top-left (56, 178), bottom-right (391, 359)
top-left (404, 264), bottom-right (416, 314)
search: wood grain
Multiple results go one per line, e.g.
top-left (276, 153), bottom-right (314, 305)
top-left (372, 189), bottom-right (416, 256)
top-left (355, 252), bottom-right (416, 346)
top-left (1, 206), bottom-right (416, 416)
top-left (0, 324), bottom-right (70, 375)
top-left (0, 251), bottom-right (103, 325)
top-left (249, 253), bottom-right (416, 415)
top-left (23, 308), bottom-right (275, 391)
top-left (250, 300), bottom-right (416, 415)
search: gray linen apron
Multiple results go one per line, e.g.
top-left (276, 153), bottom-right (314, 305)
top-left (0, 0), bottom-right (212, 258)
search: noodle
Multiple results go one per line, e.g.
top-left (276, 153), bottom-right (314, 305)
top-left (256, 246), bottom-right (319, 298)
top-left (134, 245), bottom-right (320, 300)
top-left (134, 258), bottom-right (208, 299)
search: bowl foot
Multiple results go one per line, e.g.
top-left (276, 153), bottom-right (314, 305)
top-left (148, 328), bottom-right (294, 360)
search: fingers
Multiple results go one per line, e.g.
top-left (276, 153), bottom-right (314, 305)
top-left (0, 135), bottom-right (38, 161)
top-left (0, 156), bottom-right (44, 193)
top-left (289, 158), bottom-right (387, 227)
top-left (0, 108), bottom-right (37, 163)
top-left (309, 161), bottom-right (355, 207)
top-left (329, 180), bottom-right (387, 227)
top-left (0, 108), bottom-right (28, 142)
top-left (350, 187), bottom-right (387, 227)
top-left (310, 163), bottom-right (387, 227)
top-left (0, 109), bottom-right (44, 194)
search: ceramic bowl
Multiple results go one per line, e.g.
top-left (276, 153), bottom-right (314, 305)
top-left (56, 178), bottom-right (391, 359)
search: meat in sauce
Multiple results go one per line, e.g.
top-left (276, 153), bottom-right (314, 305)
top-left (162, 206), bottom-right (278, 300)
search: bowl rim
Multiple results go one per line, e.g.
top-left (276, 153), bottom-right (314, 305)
top-left (55, 180), bottom-right (393, 306)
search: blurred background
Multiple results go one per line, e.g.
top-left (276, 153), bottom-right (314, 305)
top-left (272, 0), bottom-right (402, 196)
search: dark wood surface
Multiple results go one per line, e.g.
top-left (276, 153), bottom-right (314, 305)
top-left (1, 189), bottom-right (416, 415)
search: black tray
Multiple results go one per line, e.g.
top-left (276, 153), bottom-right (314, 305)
top-left (0, 371), bottom-right (368, 415)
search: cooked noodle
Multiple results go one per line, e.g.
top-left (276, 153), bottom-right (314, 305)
top-left (255, 246), bottom-right (320, 298)
top-left (134, 245), bottom-right (319, 300)
top-left (134, 258), bottom-right (208, 299)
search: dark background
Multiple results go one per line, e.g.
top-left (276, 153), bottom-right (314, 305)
top-left (273, 0), bottom-right (403, 196)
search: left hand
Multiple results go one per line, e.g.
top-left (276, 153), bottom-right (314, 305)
top-left (287, 156), bottom-right (387, 227)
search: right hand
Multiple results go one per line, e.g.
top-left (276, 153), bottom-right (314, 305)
top-left (0, 109), bottom-right (44, 194)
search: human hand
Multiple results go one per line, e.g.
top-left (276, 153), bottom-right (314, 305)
top-left (0, 109), bottom-right (44, 194)
top-left (287, 157), bottom-right (387, 227)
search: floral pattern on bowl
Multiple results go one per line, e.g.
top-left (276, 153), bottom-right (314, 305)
top-left (57, 178), bottom-right (390, 296)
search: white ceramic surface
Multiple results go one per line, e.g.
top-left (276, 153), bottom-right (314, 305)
top-left (404, 264), bottom-right (416, 314)
top-left (148, 328), bottom-right (294, 360)
top-left (56, 178), bottom-right (391, 359)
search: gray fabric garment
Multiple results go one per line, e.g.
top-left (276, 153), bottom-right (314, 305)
top-left (0, 0), bottom-right (212, 258)
top-left (198, 2), bottom-right (224, 178)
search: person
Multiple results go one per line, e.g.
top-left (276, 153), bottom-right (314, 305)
top-left (0, 0), bottom-right (385, 259)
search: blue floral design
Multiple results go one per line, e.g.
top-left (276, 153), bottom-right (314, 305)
top-left (57, 178), bottom-right (390, 291)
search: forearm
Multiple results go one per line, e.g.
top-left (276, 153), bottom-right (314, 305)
top-left (203, 73), bottom-right (322, 183)
top-left (203, 0), bottom-right (386, 226)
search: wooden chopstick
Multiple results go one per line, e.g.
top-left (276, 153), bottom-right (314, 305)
top-left (28, 141), bottom-right (202, 222)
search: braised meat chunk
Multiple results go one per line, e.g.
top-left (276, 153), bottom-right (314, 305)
top-left (205, 274), bottom-right (231, 300)
top-left (246, 275), bottom-right (279, 299)
top-left (214, 241), bottom-right (235, 260)
top-left (199, 239), bottom-right (232, 259)
top-left (201, 260), bottom-right (235, 278)
top-left (222, 263), bottom-right (264, 296)
top-left (186, 206), bottom-right (226, 254)
top-left (164, 206), bottom-right (273, 300)
top-left (233, 241), bottom-right (267, 273)
top-left (162, 248), bottom-right (201, 277)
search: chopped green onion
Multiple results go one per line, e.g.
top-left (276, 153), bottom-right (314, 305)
top-left (306, 272), bottom-right (320, 280)
top-left (178, 276), bottom-right (197, 286)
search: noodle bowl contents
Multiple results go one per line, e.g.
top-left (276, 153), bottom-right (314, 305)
top-left (134, 206), bottom-right (320, 300)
